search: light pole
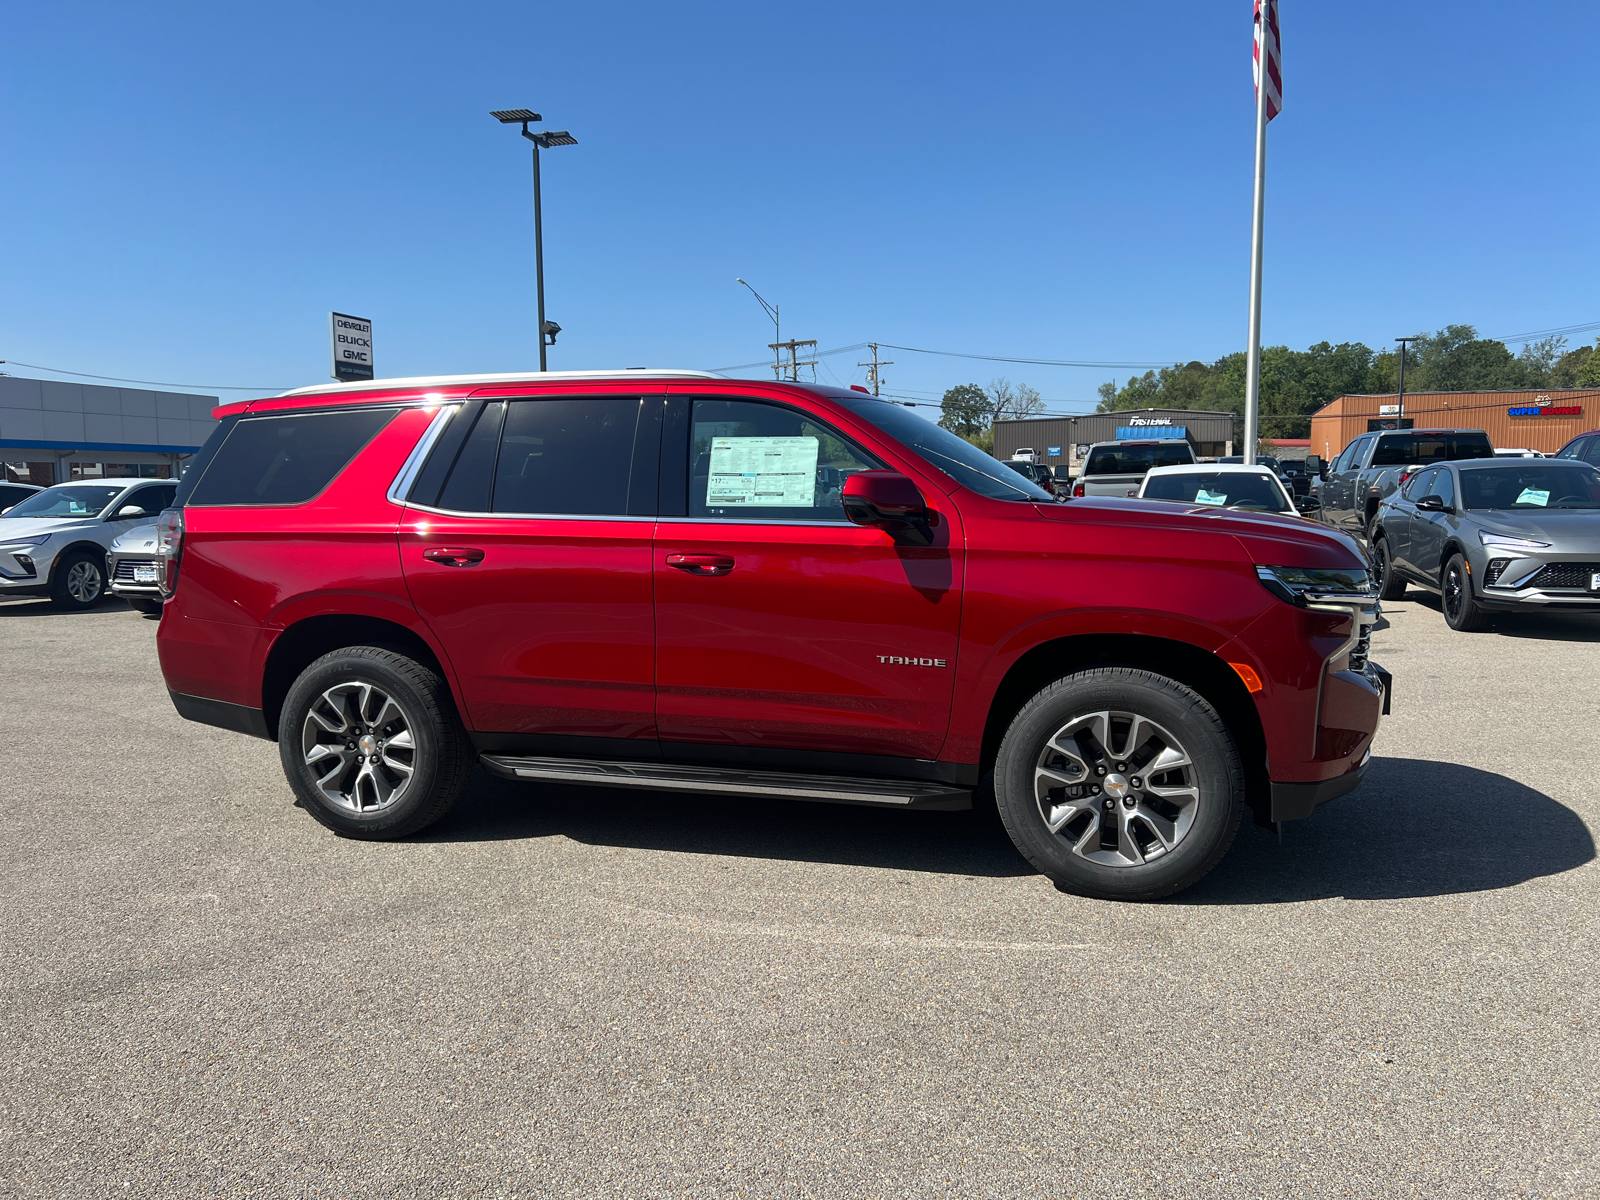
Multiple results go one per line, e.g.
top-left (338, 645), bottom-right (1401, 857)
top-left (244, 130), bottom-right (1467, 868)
top-left (1394, 337), bottom-right (1419, 427)
top-left (735, 279), bottom-right (780, 379)
top-left (492, 109), bottom-right (578, 371)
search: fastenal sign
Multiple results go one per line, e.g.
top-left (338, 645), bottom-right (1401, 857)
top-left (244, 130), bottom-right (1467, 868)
top-left (329, 312), bottom-right (374, 382)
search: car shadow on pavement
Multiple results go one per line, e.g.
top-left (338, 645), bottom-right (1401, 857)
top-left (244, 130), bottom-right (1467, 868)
top-left (1397, 590), bottom-right (1600, 641)
top-left (420, 764), bottom-right (1034, 878)
top-left (1183, 756), bottom-right (1594, 904)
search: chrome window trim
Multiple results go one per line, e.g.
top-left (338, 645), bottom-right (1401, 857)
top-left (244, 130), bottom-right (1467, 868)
top-left (398, 501), bottom-right (656, 523)
top-left (387, 405), bottom-right (459, 506)
top-left (657, 515), bottom-right (858, 528)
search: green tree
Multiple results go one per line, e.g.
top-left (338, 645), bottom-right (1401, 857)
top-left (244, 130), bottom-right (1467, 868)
top-left (1552, 338), bottom-right (1598, 388)
top-left (938, 383), bottom-right (990, 438)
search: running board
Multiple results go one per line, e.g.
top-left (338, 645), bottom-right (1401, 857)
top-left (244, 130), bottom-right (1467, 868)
top-left (478, 755), bottom-right (972, 811)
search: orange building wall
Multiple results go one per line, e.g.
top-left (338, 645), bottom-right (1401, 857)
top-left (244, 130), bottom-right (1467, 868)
top-left (1309, 390), bottom-right (1599, 460)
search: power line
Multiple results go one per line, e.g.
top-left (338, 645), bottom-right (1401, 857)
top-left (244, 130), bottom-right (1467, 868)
top-left (1482, 319), bottom-right (1600, 345)
top-left (877, 343), bottom-right (1171, 369)
top-left (1, 359), bottom-right (291, 392)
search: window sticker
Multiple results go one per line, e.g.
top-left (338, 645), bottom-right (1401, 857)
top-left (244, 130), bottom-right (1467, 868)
top-left (1516, 488), bottom-right (1550, 507)
top-left (706, 436), bottom-right (819, 507)
top-left (1194, 488), bottom-right (1227, 506)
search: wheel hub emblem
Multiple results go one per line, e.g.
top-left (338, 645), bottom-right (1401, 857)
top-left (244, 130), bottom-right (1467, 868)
top-left (1103, 773), bottom-right (1131, 799)
top-left (358, 734), bottom-right (378, 756)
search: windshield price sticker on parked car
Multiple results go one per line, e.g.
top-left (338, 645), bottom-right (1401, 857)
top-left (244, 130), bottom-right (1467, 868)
top-left (1195, 488), bottom-right (1227, 506)
top-left (707, 437), bottom-right (820, 507)
top-left (1515, 488), bottom-right (1550, 507)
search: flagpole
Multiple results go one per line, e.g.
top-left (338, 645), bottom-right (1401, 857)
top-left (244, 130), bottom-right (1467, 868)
top-left (1242, 24), bottom-right (1270, 467)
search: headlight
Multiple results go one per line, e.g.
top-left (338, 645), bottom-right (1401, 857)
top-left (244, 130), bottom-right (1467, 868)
top-left (1479, 531), bottom-right (1549, 550)
top-left (0, 535), bottom-right (50, 551)
top-left (1256, 564), bottom-right (1374, 607)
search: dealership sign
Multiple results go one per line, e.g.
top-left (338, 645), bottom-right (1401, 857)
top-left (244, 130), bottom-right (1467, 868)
top-left (329, 312), bottom-right (374, 382)
top-left (1508, 395), bottom-right (1582, 417)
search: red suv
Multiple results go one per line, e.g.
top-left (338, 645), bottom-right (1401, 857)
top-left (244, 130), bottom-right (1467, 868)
top-left (155, 371), bottom-right (1388, 900)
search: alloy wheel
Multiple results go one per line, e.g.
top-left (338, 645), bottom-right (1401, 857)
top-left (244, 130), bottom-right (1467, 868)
top-left (1034, 710), bottom-right (1200, 867)
top-left (66, 560), bottom-right (102, 603)
top-left (1443, 562), bottom-right (1465, 620)
top-left (300, 681), bottom-right (417, 814)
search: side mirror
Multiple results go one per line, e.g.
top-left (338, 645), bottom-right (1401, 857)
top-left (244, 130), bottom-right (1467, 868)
top-left (1295, 495), bottom-right (1322, 513)
top-left (115, 505), bottom-right (147, 519)
top-left (842, 471), bottom-right (932, 545)
top-left (1415, 496), bottom-right (1453, 514)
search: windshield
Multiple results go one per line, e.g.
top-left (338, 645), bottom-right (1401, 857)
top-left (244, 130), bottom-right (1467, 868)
top-left (1, 484), bottom-right (125, 519)
top-left (832, 397), bottom-right (1051, 501)
top-left (1460, 465), bottom-right (1600, 510)
top-left (1083, 443), bottom-right (1193, 476)
top-left (1142, 470), bottom-right (1291, 513)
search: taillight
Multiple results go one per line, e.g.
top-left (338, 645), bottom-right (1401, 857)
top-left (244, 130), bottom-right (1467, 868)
top-left (1397, 467), bottom-right (1419, 488)
top-left (155, 507), bottom-right (184, 597)
top-left (1072, 481), bottom-right (1085, 498)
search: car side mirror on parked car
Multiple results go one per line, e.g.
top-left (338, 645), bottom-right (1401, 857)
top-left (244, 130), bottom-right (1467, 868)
top-left (1305, 454), bottom-right (1323, 478)
top-left (842, 471), bottom-right (933, 546)
top-left (115, 505), bottom-right (147, 519)
top-left (1294, 495), bottom-right (1322, 514)
top-left (1415, 496), bottom-right (1453, 514)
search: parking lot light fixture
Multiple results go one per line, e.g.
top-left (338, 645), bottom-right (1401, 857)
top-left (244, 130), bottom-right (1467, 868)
top-left (492, 110), bottom-right (580, 371)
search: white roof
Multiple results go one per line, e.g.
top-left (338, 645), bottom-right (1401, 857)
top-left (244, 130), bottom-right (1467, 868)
top-left (276, 369), bottom-right (720, 399)
top-left (1144, 463), bottom-right (1280, 477)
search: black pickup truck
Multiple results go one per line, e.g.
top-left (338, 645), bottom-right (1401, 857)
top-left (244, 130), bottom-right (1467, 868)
top-left (1316, 428), bottom-right (1494, 540)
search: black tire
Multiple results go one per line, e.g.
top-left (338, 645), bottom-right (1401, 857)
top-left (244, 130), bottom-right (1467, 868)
top-left (1441, 552), bottom-right (1490, 632)
top-left (127, 597), bottom-right (163, 616)
top-left (1375, 537), bottom-right (1406, 600)
top-left (49, 549), bottom-right (107, 610)
top-left (994, 668), bottom-right (1245, 901)
top-left (278, 646), bottom-right (473, 839)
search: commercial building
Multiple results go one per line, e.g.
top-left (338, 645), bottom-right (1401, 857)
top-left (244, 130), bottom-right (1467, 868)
top-left (993, 408), bottom-right (1236, 470)
top-left (0, 376), bottom-right (219, 486)
top-left (1309, 389), bottom-right (1599, 460)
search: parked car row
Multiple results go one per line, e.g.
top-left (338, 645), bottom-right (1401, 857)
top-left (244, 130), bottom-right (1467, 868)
top-left (0, 479), bottom-right (177, 610)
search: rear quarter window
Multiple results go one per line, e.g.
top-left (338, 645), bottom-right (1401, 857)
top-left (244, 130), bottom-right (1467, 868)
top-left (186, 407), bottom-right (398, 506)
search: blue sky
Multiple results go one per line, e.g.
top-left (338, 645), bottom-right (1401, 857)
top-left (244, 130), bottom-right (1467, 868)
top-left (2, 1), bottom-right (1596, 415)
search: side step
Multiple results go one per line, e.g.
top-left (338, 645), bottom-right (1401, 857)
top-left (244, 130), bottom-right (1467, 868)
top-left (478, 754), bottom-right (972, 811)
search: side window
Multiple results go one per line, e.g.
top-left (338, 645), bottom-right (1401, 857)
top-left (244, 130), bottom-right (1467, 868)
top-left (435, 402), bottom-right (505, 513)
top-left (143, 483), bottom-right (178, 511)
top-left (1346, 436), bottom-right (1373, 469)
top-left (1402, 468), bottom-right (1436, 501)
top-left (1431, 469), bottom-right (1456, 508)
top-left (1548, 438), bottom-right (1587, 464)
top-left (1585, 439), bottom-right (1600, 467)
top-left (687, 398), bottom-right (882, 522)
top-left (187, 407), bottom-right (398, 506)
top-left (492, 398), bottom-right (642, 516)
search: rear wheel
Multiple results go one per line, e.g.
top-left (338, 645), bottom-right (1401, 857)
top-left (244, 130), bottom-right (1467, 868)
top-left (994, 668), bottom-right (1245, 901)
top-left (1441, 553), bottom-right (1490, 632)
top-left (1375, 537), bottom-right (1406, 600)
top-left (279, 646), bottom-right (473, 839)
top-left (49, 550), bottom-right (106, 610)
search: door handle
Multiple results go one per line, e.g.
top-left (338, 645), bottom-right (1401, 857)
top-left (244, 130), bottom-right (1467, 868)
top-left (422, 546), bottom-right (486, 567)
top-left (665, 553), bottom-right (735, 577)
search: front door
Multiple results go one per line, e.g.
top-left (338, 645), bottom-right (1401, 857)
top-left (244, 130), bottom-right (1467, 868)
top-left (1408, 466), bottom-right (1456, 583)
top-left (653, 395), bottom-right (963, 762)
top-left (399, 394), bottom-right (660, 744)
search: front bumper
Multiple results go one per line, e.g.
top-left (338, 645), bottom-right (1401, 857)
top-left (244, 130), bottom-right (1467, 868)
top-left (109, 555), bottom-right (163, 597)
top-left (1271, 755), bottom-right (1369, 822)
top-left (1479, 555), bottom-right (1600, 611)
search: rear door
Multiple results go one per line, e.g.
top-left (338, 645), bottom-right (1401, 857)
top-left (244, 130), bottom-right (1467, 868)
top-left (398, 392), bottom-right (660, 745)
top-left (1324, 437), bottom-right (1367, 530)
top-left (1388, 467), bottom-right (1433, 574)
top-left (653, 393), bottom-right (963, 761)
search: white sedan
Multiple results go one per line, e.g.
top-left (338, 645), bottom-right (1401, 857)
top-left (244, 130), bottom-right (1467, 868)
top-left (1138, 462), bottom-right (1319, 517)
top-left (0, 479), bottom-right (178, 610)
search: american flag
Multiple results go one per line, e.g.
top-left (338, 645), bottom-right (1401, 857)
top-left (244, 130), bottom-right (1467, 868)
top-left (1254, 0), bottom-right (1282, 121)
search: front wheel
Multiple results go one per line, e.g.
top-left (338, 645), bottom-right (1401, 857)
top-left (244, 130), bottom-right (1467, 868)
top-left (278, 646), bottom-right (473, 839)
top-left (994, 668), bottom-right (1245, 901)
top-left (1441, 553), bottom-right (1490, 632)
top-left (50, 550), bottom-right (107, 610)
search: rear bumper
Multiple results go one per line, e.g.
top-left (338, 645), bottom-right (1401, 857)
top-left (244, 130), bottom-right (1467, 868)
top-left (169, 690), bottom-right (272, 740)
top-left (1271, 756), bottom-right (1368, 823)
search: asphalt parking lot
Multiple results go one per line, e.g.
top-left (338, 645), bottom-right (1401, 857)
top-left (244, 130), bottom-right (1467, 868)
top-left (3, 592), bottom-right (1598, 1199)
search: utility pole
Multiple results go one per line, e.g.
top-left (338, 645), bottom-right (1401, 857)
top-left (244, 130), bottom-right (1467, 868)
top-left (769, 339), bottom-right (818, 382)
top-left (857, 343), bottom-right (893, 396)
top-left (1395, 337), bottom-right (1418, 426)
